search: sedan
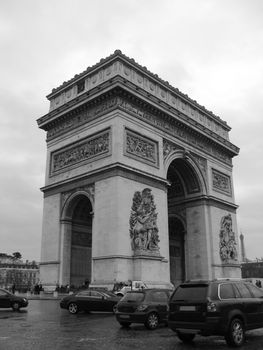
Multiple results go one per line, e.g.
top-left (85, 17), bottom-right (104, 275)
top-left (0, 288), bottom-right (28, 311)
top-left (60, 289), bottom-right (120, 314)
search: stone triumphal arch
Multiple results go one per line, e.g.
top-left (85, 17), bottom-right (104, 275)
top-left (37, 50), bottom-right (240, 289)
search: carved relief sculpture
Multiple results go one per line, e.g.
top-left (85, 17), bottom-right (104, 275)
top-left (125, 129), bottom-right (158, 167)
top-left (212, 168), bottom-right (231, 195)
top-left (129, 188), bottom-right (160, 255)
top-left (51, 129), bottom-right (110, 175)
top-left (219, 214), bottom-right (238, 262)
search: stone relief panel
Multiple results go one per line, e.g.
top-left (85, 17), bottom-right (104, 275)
top-left (219, 214), bottom-right (238, 262)
top-left (118, 97), bottom-right (232, 165)
top-left (129, 188), bottom-right (160, 256)
top-left (46, 94), bottom-right (233, 166)
top-left (61, 184), bottom-right (95, 216)
top-left (212, 168), bottom-right (232, 195)
top-left (125, 129), bottom-right (159, 167)
top-left (50, 129), bottom-right (111, 175)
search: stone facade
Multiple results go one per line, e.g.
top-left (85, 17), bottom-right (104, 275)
top-left (0, 257), bottom-right (39, 292)
top-left (37, 50), bottom-right (240, 289)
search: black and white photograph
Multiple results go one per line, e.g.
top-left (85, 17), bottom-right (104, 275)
top-left (1, 0), bottom-right (263, 349)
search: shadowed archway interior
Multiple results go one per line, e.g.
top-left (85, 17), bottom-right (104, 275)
top-left (167, 158), bottom-right (201, 286)
top-left (70, 195), bottom-right (93, 287)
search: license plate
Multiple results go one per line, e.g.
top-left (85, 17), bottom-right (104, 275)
top-left (180, 306), bottom-right (196, 311)
top-left (119, 315), bottom-right (130, 319)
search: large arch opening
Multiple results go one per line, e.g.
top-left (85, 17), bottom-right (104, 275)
top-left (167, 156), bottom-right (203, 286)
top-left (70, 195), bottom-right (93, 287)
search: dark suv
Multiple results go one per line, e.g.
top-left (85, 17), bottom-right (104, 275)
top-left (115, 288), bottom-right (172, 329)
top-left (168, 279), bottom-right (263, 347)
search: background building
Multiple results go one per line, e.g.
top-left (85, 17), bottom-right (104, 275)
top-left (0, 254), bottom-right (39, 292)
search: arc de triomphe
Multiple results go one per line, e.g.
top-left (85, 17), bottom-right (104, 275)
top-left (37, 50), bottom-right (240, 289)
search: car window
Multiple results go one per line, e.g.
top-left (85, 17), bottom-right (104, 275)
top-left (150, 291), bottom-right (168, 302)
top-left (171, 284), bottom-right (208, 301)
top-left (101, 291), bottom-right (115, 298)
top-left (219, 283), bottom-right (236, 299)
top-left (234, 283), bottom-right (253, 298)
top-left (90, 291), bottom-right (103, 298)
top-left (246, 283), bottom-right (263, 298)
top-left (77, 290), bottom-right (90, 296)
top-left (121, 292), bottom-right (145, 302)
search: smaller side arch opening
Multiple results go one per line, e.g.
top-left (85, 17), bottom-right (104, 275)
top-left (62, 194), bottom-right (93, 288)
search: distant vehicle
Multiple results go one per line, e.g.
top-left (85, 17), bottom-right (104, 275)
top-left (114, 281), bottom-right (147, 297)
top-left (60, 289), bottom-right (121, 314)
top-left (168, 279), bottom-right (263, 347)
top-left (115, 288), bottom-right (173, 329)
top-left (0, 288), bottom-right (28, 311)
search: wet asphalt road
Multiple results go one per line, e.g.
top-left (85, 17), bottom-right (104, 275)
top-left (1, 299), bottom-right (263, 350)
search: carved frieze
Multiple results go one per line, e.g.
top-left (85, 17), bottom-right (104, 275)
top-left (129, 188), bottom-right (160, 256)
top-left (212, 169), bottom-right (232, 195)
top-left (219, 214), bottom-right (238, 262)
top-left (50, 129), bottom-right (111, 175)
top-left (125, 129), bottom-right (159, 167)
top-left (118, 98), bottom-right (232, 165)
top-left (47, 97), bottom-right (118, 140)
top-left (47, 93), bottom-right (232, 166)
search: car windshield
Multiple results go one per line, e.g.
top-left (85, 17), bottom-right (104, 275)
top-left (121, 292), bottom-right (145, 302)
top-left (171, 284), bottom-right (208, 301)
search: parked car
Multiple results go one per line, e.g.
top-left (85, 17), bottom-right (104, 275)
top-left (168, 279), bottom-right (263, 347)
top-left (0, 288), bottom-right (28, 311)
top-left (60, 289), bottom-right (120, 314)
top-left (113, 280), bottom-right (147, 297)
top-left (115, 288), bottom-right (173, 329)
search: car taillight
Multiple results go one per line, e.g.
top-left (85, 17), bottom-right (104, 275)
top-left (207, 301), bottom-right (217, 312)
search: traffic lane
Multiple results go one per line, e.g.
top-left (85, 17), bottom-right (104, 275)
top-left (1, 300), bottom-right (263, 349)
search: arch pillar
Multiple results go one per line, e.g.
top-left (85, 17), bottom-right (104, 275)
top-left (59, 219), bottom-right (72, 286)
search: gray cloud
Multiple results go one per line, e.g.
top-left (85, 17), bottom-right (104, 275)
top-left (1, 0), bottom-right (262, 260)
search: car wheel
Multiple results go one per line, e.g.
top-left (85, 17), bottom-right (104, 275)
top-left (12, 302), bottom-right (20, 311)
top-left (68, 302), bottom-right (78, 314)
top-left (225, 318), bottom-right (245, 347)
top-left (144, 312), bottom-right (159, 330)
top-left (177, 331), bottom-right (195, 343)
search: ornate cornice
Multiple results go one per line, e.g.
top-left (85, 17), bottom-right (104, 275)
top-left (38, 50), bottom-right (233, 142)
top-left (38, 89), bottom-right (238, 165)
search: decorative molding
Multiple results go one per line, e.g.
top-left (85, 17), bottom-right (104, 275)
top-left (61, 184), bottom-right (95, 214)
top-left (219, 214), bottom-right (238, 262)
top-left (129, 188), bottom-right (160, 256)
top-left (46, 51), bottom-right (230, 142)
top-left (118, 97), bottom-right (233, 165)
top-left (191, 153), bottom-right (207, 180)
top-left (50, 129), bottom-right (111, 175)
top-left (125, 128), bottom-right (159, 167)
top-left (212, 168), bottom-right (232, 195)
top-left (47, 97), bottom-right (118, 140)
top-left (45, 92), bottom-right (233, 165)
top-left (163, 139), bottom-right (181, 160)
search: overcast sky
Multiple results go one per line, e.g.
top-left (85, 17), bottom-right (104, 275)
top-left (1, 0), bottom-right (262, 262)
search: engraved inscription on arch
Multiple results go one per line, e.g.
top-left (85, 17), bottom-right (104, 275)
top-left (212, 168), bottom-right (232, 195)
top-left (50, 129), bottom-right (111, 175)
top-left (124, 129), bottom-right (159, 167)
